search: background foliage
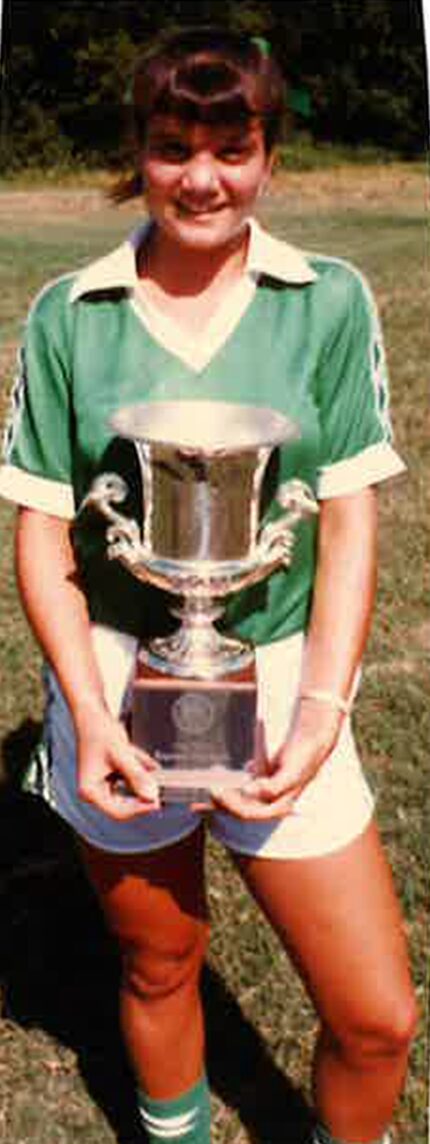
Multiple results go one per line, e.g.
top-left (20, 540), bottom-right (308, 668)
top-left (1, 0), bottom-right (428, 171)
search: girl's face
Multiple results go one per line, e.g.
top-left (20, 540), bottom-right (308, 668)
top-left (140, 115), bottom-right (273, 252)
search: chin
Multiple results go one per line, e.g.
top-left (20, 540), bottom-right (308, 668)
top-left (168, 216), bottom-right (247, 251)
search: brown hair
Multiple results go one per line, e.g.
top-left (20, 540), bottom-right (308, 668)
top-left (112, 27), bottom-right (285, 202)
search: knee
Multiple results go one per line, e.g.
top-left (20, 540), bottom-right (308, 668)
top-left (122, 922), bottom-right (209, 1003)
top-left (328, 987), bottom-right (418, 1065)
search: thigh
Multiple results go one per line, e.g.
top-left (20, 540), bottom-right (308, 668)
top-left (79, 825), bottom-right (209, 962)
top-left (234, 821), bottom-right (414, 1031)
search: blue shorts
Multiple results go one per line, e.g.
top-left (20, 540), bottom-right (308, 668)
top-left (27, 629), bottom-right (374, 860)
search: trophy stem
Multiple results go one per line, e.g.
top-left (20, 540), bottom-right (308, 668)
top-left (139, 596), bottom-right (254, 680)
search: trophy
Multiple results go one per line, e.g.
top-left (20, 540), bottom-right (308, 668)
top-left (82, 401), bottom-right (317, 804)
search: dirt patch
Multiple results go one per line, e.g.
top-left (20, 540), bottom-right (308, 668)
top-left (0, 188), bottom-right (111, 219)
top-left (0, 163), bottom-right (426, 220)
top-left (271, 163), bottom-right (427, 212)
top-left (412, 620), bottom-right (430, 651)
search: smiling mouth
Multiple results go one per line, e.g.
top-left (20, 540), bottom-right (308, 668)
top-left (176, 203), bottom-right (226, 217)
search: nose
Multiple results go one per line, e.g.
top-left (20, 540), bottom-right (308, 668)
top-left (181, 152), bottom-right (219, 197)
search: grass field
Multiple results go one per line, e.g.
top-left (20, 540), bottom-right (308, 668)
top-left (0, 165), bottom-right (428, 1144)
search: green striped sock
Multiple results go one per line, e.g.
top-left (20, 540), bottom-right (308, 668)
top-left (138, 1076), bottom-right (211, 1144)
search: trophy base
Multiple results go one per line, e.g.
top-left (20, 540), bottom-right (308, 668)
top-left (131, 659), bottom-right (256, 806)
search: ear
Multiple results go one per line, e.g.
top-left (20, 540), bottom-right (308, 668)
top-left (266, 147), bottom-right (278, 180)
top-left (259, 148), bottom-right (276, 196)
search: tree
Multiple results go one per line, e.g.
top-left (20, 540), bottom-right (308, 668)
top-left (2, 0), bottom-right (428, 170)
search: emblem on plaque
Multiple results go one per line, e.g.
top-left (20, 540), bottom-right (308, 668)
top-left (172, 693), bottom-right (218, 736)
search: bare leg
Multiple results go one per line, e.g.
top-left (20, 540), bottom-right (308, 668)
top-left (80, 827), bottom-right (209, 1098)
top-left (234, 821), bottom-right (417, 1142)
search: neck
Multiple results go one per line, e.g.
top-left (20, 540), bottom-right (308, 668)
top-left (140, 223), bottom-right (250, 298)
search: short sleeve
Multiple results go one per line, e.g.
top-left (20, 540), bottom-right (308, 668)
top-left (0, 280), bottom-right (75, 517)
top-left (315, 263), bottom-right (405, 498)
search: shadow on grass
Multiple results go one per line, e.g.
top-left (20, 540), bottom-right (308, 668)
top-left (0, 720), bottom-right (313, 1144)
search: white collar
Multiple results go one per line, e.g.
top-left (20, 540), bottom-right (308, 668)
top-left (69, 218), bottom-right (317, 303)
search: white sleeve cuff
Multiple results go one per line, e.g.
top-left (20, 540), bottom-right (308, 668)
top-left (317, 442), bottom-right (406, 499)
top-left (0, 464), bottom-right (75, 518)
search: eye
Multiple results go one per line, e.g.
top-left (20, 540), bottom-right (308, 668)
top-left (150, 139), bottom-right (189, 162)
top-left (219, 144), bottom-right (250, 163)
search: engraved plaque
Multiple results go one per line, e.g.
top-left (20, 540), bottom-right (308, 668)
top-left (132, 663), bottom-right (256, 805)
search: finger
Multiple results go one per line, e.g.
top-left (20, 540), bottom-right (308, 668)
top-left (246, 758), bottom-right (313, 802)
top-left (109, 749), bottom-right (161, 801)
top-left (238, 769), bottom-right (319, 815)
top-left (84, 780), bottom-right (160, 819)
top-left (79, 762), bottom-right (160, 811)
top-left (131, 745), bottom-right (161, 772)
top-left (211, 784), bottom-right (295, 820)
top-left (246, 743), bottom-right (297, 784)
top-left (101, 794), bottom-right (159, 820)
top-left (233, 773), bottom-right (287, 803)
top-left (110, 727), bottom-right (161, 774)
top-left (244, 758), bottom-right (260, 776)
top-left (105, 718), bottom-right (161, 775)
top-left (108, 800), bottom-right (158, 820)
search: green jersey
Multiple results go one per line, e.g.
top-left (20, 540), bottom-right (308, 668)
top-left (0, 220), bottom-right (404, 645)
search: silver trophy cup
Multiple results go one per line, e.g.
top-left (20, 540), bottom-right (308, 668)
top-left (82, 401), bottom-right (317, 802)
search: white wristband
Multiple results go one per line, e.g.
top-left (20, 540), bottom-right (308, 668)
top-left (299, 688), bottom-right (352, 716)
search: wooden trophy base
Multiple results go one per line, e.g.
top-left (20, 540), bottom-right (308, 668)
top-left (131, 656), bottom-right (257, 805)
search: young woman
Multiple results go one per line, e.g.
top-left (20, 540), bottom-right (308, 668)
top-left (0, 27), bottom-right (417, 1144)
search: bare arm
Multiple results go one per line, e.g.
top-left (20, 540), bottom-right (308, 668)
top-left (15, 507), bottom-right (160, 817)
top-left (300, 485), bottom-right (377, 700)
top-left (214, 486), bottom-right (378, 818)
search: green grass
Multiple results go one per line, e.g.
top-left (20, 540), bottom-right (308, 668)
top-left (0, 169), bottom-right (428, 1143)
top-left (277, 139), bottom-right (427, 171)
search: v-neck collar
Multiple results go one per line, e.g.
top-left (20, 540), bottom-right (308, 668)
top-left (130, 271), bottom-right (257, 371)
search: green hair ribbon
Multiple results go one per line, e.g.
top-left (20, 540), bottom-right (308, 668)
top-left (251, 35), bottom-right (271, 58)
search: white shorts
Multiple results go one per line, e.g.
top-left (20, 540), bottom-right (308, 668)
top-left (38, 626), bottom-right (374, 860)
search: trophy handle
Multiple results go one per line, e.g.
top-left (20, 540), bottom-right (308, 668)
top-left (78, 472), bottom-right (318, 584)
top-left (78, 473), bottom-right (143, 567)
top-left (256, 479), bottom-right (318, 568)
